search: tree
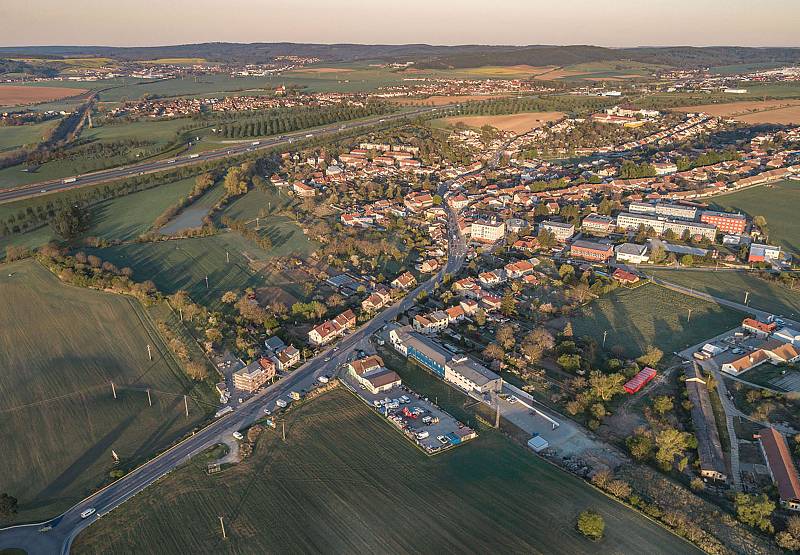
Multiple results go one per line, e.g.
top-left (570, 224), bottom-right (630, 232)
top-left (483, 342), bottom-right (505, 361)
top-left (680, 254), bottom-right (694, 267)
top-left (735, 493), bottom-right (775, 533)
top-left (652, 395), bottom-right (674, 416)
top-left (185, 360), bottom-right (209, 381)
top-left (500, 292), bottom-right (517, 316)
top-left (637, 345), bottom-right (663, 368)
top-left (223, 166), bottom-right (249, 196)
top-left (777, 515), bottom-right (800, 551)
top-left (626, 430), bottom-right (653, 461)
top-left (655, 427), bottom-right (688, 470)
top-left (0, 493), bottom-right (17, 519)
top-left (474, 309), bottom-right (486, 326)
top-left (496, 324), bottom-right (516, 349)
top-left (588, 371), bottom-right (625, 401)
top-left (50, 204), bottom-right (90, 240)
top-left (222, 291), bottom-right (238, 304)
top-left (577, 510), bottom-right (605, 540)
top-left (557, 353), bottom-right (581, 373)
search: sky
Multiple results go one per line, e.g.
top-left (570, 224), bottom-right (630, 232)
top-left (2, 0), bottom-right (799, 48)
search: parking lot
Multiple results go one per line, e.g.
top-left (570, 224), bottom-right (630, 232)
top-left (346, 378), bottom-right (476, 454)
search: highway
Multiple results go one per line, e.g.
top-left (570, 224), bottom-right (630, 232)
top-left (0, 105), bottom-right (445, 205)
top-left (0, 168), bottom-right (466, 555)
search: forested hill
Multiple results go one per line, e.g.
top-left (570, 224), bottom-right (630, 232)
top-left (1, 43), bottom-right (799, 69)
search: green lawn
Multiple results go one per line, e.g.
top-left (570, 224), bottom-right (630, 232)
top-left (648, 269), bottom-right (800, 320)
top-left (571, 283), bottom-right (744, 358)
top-left (72, 387), bottom-right (700, 555)
top-left (0, 260), bottom-right (215, 523)
top-left (711, 180), bottom-right (800, 255)
top-left (0, 119), bottom-right (60, 152)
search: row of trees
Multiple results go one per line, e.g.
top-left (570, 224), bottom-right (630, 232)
top-left (217, 103), bottom-right (393, 139)
top-left (456, 95), bottom-right (613, 117)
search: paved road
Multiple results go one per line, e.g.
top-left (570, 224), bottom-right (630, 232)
top-left (0, 106), bottom-right (444, 205)
top-left (0, 163), bottom-right (466, 555)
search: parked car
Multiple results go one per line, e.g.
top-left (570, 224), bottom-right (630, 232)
top-left (437, 435), bottom-right (449, 445)
top-left (232, 431), bottom-right (244, 440)
top-left (416, 431), bottom-right (429, 440)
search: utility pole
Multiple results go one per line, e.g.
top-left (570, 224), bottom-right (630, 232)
top-left (147, 344), bottom-right (152, 361)
top-left (744, 291), bottom-right (750, 305)
top-left (179, 307), bottom-right (183, 322)
top-left (184, 395), bottom-right (189, 417)
top-left (602, 330), bottom-right (608, 348)
top-left (256, 217), bottom-right (260, 230)
top-left (219, 516), bottom-right (227, 539)
top-left (687, 308), bottom-right (693, 322)
top-left (226, 251), bottom-right (230, 264)
top-left (282, 421), bottom-right (286, 442)
top-left (494, 393), bottom-right (500, 429)
top-left (111, 382), bottom-right (117, 399)
top-left (205, 275), bottom-right (209, 289)
top-left (147, 389), bottom-right (152, 407)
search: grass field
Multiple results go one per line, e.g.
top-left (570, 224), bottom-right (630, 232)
top-left (88, 176), bottom-right (197, 241)
top-left (672, 99), bottom-right (800, 124)
top-left (0, 260), bottom-right (215, 523)
top-left (0, 119), bottom-right (60, 152)
top-left (0, 177), bottom-right (199, 255)
top-left (438, 111), bottom-right (564, 133)
top-left (710, 180), bottom-right (800, 254)
top-left (571, 283), bottom-right (744, 358)
top-left (72, 387), bottom-right (700, 555)
top-left (86, 234), bottom-right (274, 309)
top-left (0, 85), bottom-right (87, 106)
top-left (648, 269), bottom-right (800, 320)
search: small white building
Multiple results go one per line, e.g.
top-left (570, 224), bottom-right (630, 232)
top-left (527, 435), bottom-right (549, 452)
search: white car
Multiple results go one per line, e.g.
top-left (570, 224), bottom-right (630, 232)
top-left (232, 431), bottom-right (244, 440)
top-left (317, 375), bottom-right (330, 384)
top-left (263, 408), bottom-right (271, 415)
top-left (80, 508), bottom-right (96, 519)
top-left (416, 431), bottom-right (429, 440)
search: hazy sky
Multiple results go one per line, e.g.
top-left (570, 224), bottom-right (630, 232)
top-left (2, 0), bottom-right (799, 47)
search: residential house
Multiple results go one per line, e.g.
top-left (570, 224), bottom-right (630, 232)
top-left (504, 259), bottom-right (535, 279)
top-left (721, 349), bottom-right (770, 375)
top-left (275, 345), bottom-right (300, 371)
top-left (308, 309), bottom-right (356, 346)
top-left (233, 358), bottom-right (275, 392)
top-left (361, 286), bottom-right (392, 312)
top-left (348, 355), bottom-right (401, 394)
top-left (391, 271), bottom-right (416, 290)
top-left (743, 318), bottom-right (778, 338)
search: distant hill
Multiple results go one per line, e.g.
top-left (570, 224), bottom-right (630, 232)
top-left (1, 43), bottom-right (799, 69)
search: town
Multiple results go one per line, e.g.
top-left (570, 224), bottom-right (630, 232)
top-left (2, 34), bottom-right (800, 555)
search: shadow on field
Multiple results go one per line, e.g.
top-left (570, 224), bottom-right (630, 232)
top-left (35, 414), bottom-right (136, 502)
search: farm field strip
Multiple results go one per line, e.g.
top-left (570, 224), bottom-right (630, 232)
top-left (72, 388), bottom-right (700, 555)
top-left (0, 259), bottom-right (214, 522)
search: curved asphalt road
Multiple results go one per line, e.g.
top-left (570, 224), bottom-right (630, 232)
top-left (0, 172), bottom-right (466, 555)
top-left (0, 106), bottom-right (445, 205)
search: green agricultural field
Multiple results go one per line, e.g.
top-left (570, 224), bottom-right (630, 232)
top-left (84, 231), bottom-right (311, 309)
top-left (571, 283), bottom-right (743, 358)
top-left (0, 260), bottom-right (215, 523)
top-left (72, 388), bottom-right (700, 555)
top-left (0, 176), bottom-right (199, 255)
top-left (711, 180), bottom-right (800, 255)
top-left (88, 176), bottom-right (197, 241)
top-left (0, 119), bottom-right (60, 152)
top-left (648, 269), bottom-right (800, 320)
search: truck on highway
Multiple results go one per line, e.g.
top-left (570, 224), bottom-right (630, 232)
top-left (305, 134), bottom-right (313, 138)
top-left (214, 406), bottom-right (233, 418)
top-left (251, 141), bottom-right (260, 146)
top-left (189, 153), bottom-right (200, 159)
top-left (63, 177), bottom-right (77, 184)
